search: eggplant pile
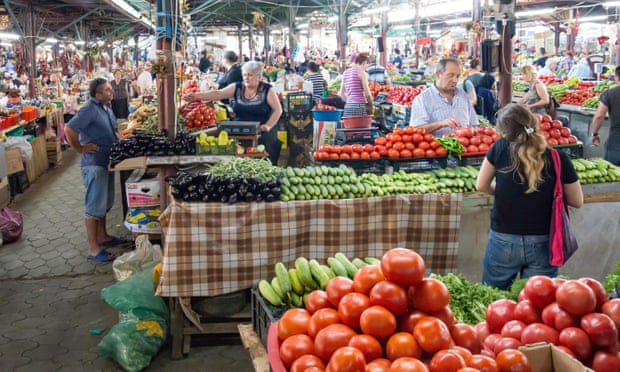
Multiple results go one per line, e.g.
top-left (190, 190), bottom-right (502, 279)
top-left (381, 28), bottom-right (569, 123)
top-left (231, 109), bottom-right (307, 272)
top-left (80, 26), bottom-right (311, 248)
top-left (109, 130), bottom-right (196, 168)
top-left (167, 172), bottom-right (281, 204)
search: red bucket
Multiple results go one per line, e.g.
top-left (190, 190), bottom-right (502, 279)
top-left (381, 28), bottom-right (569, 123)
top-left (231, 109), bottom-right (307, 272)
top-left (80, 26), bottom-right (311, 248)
top-left (342, 115), bottom-right (372, 128)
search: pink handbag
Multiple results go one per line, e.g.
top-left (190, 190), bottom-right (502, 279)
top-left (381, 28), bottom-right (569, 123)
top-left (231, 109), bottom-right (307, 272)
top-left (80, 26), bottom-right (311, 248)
top-left (548, 149), bottom-right (579, 267)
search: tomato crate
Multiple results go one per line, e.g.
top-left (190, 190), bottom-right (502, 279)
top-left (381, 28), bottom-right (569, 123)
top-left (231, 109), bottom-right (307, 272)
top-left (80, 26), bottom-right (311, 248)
top-left (552, 142), bottom-right (584, 159)
top-left (251, 284), bottom-right (287, 347)
top-left (316, 158), bottom-right (388, 175)
top-left (389, 156), bottom-right (448, 173)
top-left (457, 152), bottom-right (487, 167)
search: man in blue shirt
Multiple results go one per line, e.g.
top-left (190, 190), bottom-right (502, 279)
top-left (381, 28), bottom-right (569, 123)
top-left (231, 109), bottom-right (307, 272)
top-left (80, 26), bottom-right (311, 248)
top-left (65, 78), bottom-right (124, 262)
top-left (392, 48), bottom-right (403, 70)
top-left (410, 57), bottom-right (477, 137)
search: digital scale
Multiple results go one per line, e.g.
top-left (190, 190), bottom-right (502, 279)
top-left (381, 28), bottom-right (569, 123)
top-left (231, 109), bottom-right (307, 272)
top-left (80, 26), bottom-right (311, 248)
top-left (218, 121), bottom-right (261, 135)
top-left (335, 127), bottom-right (380, 145)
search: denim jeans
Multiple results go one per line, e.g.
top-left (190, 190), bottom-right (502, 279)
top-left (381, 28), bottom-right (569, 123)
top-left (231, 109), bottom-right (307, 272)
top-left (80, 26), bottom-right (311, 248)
top-left (482, 229), bottom-right (558, 290)
top-left (81, 165), bottom-right (115, 219)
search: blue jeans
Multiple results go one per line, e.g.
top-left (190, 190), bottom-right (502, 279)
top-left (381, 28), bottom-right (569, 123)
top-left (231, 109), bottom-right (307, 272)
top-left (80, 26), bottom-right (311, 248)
top-left (81, 165), bottom-right (115, 219)
top-left (482, 229), bottom-right (558, 290)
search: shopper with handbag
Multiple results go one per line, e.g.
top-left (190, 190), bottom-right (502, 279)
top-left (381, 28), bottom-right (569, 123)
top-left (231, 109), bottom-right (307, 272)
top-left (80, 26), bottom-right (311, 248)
top-left (475, 103), bottom-right (583, 290)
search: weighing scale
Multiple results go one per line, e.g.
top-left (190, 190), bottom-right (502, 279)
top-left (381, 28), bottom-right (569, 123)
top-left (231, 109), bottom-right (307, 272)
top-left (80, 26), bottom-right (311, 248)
top-left (335, 127), bottom-right (380, 145)
top-left (218, 121), bottom-right (261, 135)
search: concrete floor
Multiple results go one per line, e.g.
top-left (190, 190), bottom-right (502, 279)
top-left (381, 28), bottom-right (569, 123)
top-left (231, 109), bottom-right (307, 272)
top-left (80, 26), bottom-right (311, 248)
top-left (0, 149), bottom-right (254, 371)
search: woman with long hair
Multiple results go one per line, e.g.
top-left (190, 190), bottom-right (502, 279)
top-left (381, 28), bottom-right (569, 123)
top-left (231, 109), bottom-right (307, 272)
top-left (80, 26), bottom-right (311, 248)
top-left (518, 65), bottom-right (550, 116)
top-left (475, 103), bottom-right (583, 290)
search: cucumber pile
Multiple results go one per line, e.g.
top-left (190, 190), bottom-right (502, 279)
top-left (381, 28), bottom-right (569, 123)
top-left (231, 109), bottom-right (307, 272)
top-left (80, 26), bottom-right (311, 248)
top-left (572, 158), bottom-right (620, 184)
top-left (258, 254), bottom-right (380, 308)
top-left (358, 166), bottom-right (479, 195)
top-left (279, 164), bottom-right (374, 201)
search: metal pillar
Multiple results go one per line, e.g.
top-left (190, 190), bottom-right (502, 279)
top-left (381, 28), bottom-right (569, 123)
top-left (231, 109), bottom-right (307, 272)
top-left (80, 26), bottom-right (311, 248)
top-left (380, 11), bottom-right (387, 66)
top-left (25, 3), bottom-right (36, 98)
top-left (338, 0), bottom-right (347, 70)
top-left (499, 25), bottom-right (513, 107)
top-left (472, 0), bottom-right (481, 58)
top-left (415, 0), bottom-right (420, 67)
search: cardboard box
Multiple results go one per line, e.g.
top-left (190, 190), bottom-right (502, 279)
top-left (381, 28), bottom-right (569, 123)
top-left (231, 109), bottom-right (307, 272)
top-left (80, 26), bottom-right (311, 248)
top-left (5, 149), bottom-right (24, 175)
top-left (124, 206), bottom-right (161, 234)
top-left (125, 170), bottom-right (160, 208)
top-left (519, 343), bottom-right (593, 372)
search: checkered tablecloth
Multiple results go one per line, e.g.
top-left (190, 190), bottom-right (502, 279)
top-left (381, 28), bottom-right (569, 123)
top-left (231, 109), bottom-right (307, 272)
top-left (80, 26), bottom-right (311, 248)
top-left (156, 193), bottom-right (463, 297)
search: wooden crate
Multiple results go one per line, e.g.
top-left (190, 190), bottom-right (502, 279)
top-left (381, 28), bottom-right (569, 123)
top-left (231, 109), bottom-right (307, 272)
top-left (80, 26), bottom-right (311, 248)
top-left (46, 141), bottom-right (62, 167)
top-left (24, 136), bottom-right (48, 183)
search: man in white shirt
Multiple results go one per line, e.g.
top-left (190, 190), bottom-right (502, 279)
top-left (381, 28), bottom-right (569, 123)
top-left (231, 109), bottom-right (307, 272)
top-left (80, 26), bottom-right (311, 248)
top-left (136, 62), bottom-right (154, 94)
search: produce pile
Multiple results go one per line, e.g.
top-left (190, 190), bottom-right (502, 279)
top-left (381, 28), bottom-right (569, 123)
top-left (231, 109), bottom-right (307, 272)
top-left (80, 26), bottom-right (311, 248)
top-left (313, 144), bottom-right (382, 161)
top-left (446, 126), bottom-right (502, 155)
top-left (121, 104), bottom-right (159, 138)
top-left (109, 130), bottom-right (196, 167)
top-left (359, 166), bottom-right (479, 195)
top-left (593, 81), bottom-right (615, 93)
top-left (536, 113), bottom-right (579, 146)
top-left (375, 127), bottom-right (447, 159)
top-left (269, 248), bottom-right (537, 371)
top-left (582, 97), bottom-right (600, 110)
top-left (546, 83), bottom-right (568, 100)
top-left (572, 158), bottom-right (620, 184)
top-left (511, 80), bottom-right (529, 92)
top-left (369, 82), bottom-right (391, 97)
top-left (179, 100), bottom-right (216, 130)
top-left (279, 164), bottom-right (373, 201)
top-left (195, 131), bottom-right (236, 155)
top-left (387, 86), bottom-right (425, 106)
top-left (559, 89), bottom-right (596, 106)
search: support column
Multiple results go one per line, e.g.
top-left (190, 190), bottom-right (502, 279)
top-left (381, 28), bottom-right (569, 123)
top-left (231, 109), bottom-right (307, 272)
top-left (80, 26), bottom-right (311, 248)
top-left (617, 23), bottom-right (620, 66)
top-left (380, 11), bottom-right (387, 66)
top-left (238, 26), bottom-right (243, 62)
top-left (338, 0), bottom-right (347, 70)
top-left (472, 0), bottom-right (481, 58)
top-left (25, 3), bottom-right (36, 98)
top-left (415, 0), bottom-right (420, 67)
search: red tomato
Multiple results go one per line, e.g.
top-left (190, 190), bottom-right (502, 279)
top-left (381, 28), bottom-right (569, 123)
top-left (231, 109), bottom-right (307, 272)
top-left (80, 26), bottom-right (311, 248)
top-left (542, 114), bottom-right (553, 123)
top-left (348, 334), bottom-right (383, 362)
top-left (513, 299), bottom-right (542, 325)
top-left (412, 133), bottom-right (424, 144)
top-left (389, 357), bottom-right (428, 372)
top-left (385, 332), bottom-right (422, 361)
top-left (351, 144), bottom-right (364, 153)
top-left (353, 265), bottom-right (385, 295)
top-left (400, 149), bottom-right (413, 158)
top-left (370, 151), bottom-right (381, 159)
top-left (290, 354), bottom-right (325, 372)
top-left (540, 122), bottom-right (551, 131)
top-left (325, 276), bottom-right (354, 308)
top-left (591, 350), bottom-right (620, 372)
top-left (398, 310), bottom-right (428, 333)
top-left (469, 136), bottom-right (481, 146)
top-left (520, 322), bottom-right (559, 346)
top-left (483, 333), bottom-right (501, 352)
top-left (331, 146), bottom-right (342, 154)
top-left (495, 349), bottom-right (531, 372)
top-left (549, 128), bottom-right (561, 139)
top-left (457, 368), bottom-right (482, 372)
top-left (413, 148), bottom-right (425, 158)
top-left (429, 140), bottom-right (440, 149)
top-left (404, 126), bottom-right (415, 135)
top-left (456, 127), bottom-right (474, 138)
top-left (369, 280), bottom-right (408, 316)
top-left (457, 137), bottom-right (470, 147)
top-left (338, 292), bottom-right (371, 330)
top-left (428, 306), bottom-right (457, 331)
top-left (467, 354), bottom-right (498, 372)
top-left (366, 358), bottom-right (392, 371)
top-left (408, 278), bottom-right (450, 312)
top-left (547, 138), bottom-right (558, 146)
top-left (541, 302), bottom-right (580, 331)
top-left (450, 346), bottom-right (473, 363)
top-left (329, 153), bottom-right (339, 160)
top-left (429, 349), bottom-right (466, 372)
top-left (308, 308), bottom-right (341, 338)
top-left (279, 335), bottom-right (315, 368)
top-left (551, 120), bottom-right (563, 129)
top-left (485, 299), bottom-right (517, 334)
top-left (556, 280), bottom-right (597, 316)
top-left (474, 322), bottom-right (490, 345)
top-left (425, 149), bottom-right (437, 157)
top-left (363, 144), bottom-right (376, 153)
top-left (326, 346), bottom-right (367, 372)
top-left (314, 323), bottom-right (357, 363)
top-left (558, 326), bottom-right (593, 362)
top-left (493, 337), bottom-right (522, 355)
top-left (380, 248), bottom-right (426, 287)
top-left (360, 305), bottom-right (397, 339)
top-left (523, 275), bottom-right (557, 309)
top-left (277, 308), bottom-right (311, 341)
top-left (467, 145), bottom-right (479, 153)
top-left (340, 153), bottom-right (351, 159)
top-left (306, 290), bottom-right (332, 314)
top-left (557, 137), bottom-right (569, 145)
top-left (580, 312), bottom-right (619, 349)
top-left (602, 298), bottom-right (620, 331)
top-left (341, 144), bottom-right (353, 154)
top-left (435, 147), bottom-right (448, 157)
top-left (560, 127), bottom-right (571, 137)
top-left (402, 134), bottom-right (413, 143)
top-left (392, 142), bottom-right (406, 152)
top-left (578, 278), bottom-right (608, 310)
top-left (388, 149), bottom-right (400, 159)
top-left (413, 316), bottom-right (453, 353)
top-left (451, 323), bottom-right (481, 354)
top-left (567, 135), bottom-right (578, 144)
top-left (375, 137), bottom-right (387, 146)
top-left (500, 320), bottom-right (526, 340)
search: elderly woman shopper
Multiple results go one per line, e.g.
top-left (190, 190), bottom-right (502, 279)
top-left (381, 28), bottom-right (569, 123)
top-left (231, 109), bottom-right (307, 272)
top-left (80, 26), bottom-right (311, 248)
top-left (184, 61), bottom-right (283, 165)
top-left (339, 52), bottom-right (373, 117)
top-left (110, 69), bottom-right (130, 119)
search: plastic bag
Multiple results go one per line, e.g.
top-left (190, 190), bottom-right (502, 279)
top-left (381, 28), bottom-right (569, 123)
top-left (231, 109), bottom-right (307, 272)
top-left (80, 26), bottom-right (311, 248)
top-left (0, 207), bottom-right (23, 243)
top-left (98, 268), bottom-right (168, 372)
top-left (6, 136), bottom-right (33, 161)
top-left (113, 234), bottom-right (162, 282)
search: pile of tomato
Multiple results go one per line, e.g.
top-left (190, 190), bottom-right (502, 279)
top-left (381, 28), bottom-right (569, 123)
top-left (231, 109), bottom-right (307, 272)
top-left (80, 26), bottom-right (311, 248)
top-left (273, 248), bottom-right (534, 372)
top-left (387, 87), bottom-right (425, 106)
top-left (536, 114), bottom-right (579, 147)
top-left (313, 104), bottom-right (337, 111)
top-left (559, 90), bottom-right (596, 106)
top-left (446, 126), bottom-right (501, 156)
top-left (183, 102), bottom-right (216, 130)
top-left (479, 275), bottom-right (620, 371)
top-left (182, 80), bottom-right (199, 95)
top-left (369, 82), bottom-right (392, 98)
top-left (375, 126), bottom-right (447, 159)
top-left (313, 144), bottom-right (381, 160)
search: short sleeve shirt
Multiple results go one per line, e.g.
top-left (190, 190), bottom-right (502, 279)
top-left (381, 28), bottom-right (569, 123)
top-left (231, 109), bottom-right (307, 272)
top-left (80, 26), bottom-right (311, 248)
top-left (67, 98), bottom-right (118, 167)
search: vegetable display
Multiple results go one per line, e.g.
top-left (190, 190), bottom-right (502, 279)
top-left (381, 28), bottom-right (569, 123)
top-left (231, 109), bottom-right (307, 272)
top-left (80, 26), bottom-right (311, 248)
top-left (446, 126), bottom-right (502, 155)
top-left (375, 126), bottom-right (446, 159)
top-left (592, 80), bottom-right (615, 93)
top-left (279, 164), bottom-right (373, 201)
top-left (182, 101), bottom-right (216, 130)
top-left (387, 86), bottom-right (424, 106)
top-left (359, 166), bottom-right (479, 195)
top-left (572, 158), bottom-right (620, 184)
top-left (559, 90), bottom-right (596, 106)
top-left (109, 130), bottom-right (196, 167)
top-left (582, 97), bottom-right (600, 109)
top-left (536, 113), bottom-right (579, 147)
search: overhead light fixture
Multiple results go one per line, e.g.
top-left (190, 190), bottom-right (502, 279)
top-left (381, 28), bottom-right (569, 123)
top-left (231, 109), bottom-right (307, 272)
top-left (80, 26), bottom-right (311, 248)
top-left (297, 23), bottom-right (309, 29)
top-left (389, 0), bottom-right (472, 22)
top-left (75, 40), bottom-right (85, 45)
top-left (516, 8), bottom-right (555, 18)
top-left (392, 25), bottom-right (412, 30)
top-left (445, 17), bottom-right (471, 24)
top-left (110, 0), bottom-right (155, 30)
top-left (604, 1), bottom-right (620, 7)
top-left (328, 16), bottom-right (338, 22)
top-left (364, 6), bottom-right (390, 14)
top-left (578, 15), bottom-right (609, 22)
top-left (46, 37), bottom-right (59, 44)
top-left (0, 32), bottom-right (20, 40)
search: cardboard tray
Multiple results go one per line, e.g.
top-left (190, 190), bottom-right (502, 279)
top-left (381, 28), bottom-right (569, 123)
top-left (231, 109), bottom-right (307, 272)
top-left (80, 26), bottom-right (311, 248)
top-left (519, 343), bottom-right (593, 372)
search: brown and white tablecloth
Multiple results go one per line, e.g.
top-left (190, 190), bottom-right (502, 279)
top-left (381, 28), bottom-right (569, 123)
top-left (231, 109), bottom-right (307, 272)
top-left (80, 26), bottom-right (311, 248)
top-left (156, 193), bottom-right (463, 297)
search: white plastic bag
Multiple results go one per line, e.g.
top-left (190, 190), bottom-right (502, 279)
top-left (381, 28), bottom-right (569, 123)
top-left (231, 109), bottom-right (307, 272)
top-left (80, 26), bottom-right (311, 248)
top-left (6, 136), bottom-right (33, 161)
top-left (113, 235), bottom-right (162, 281)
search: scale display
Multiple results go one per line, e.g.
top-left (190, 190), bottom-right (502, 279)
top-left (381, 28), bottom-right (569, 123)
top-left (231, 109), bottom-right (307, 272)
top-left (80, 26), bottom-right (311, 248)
top-left (335, 127), bottom-right (380, 145)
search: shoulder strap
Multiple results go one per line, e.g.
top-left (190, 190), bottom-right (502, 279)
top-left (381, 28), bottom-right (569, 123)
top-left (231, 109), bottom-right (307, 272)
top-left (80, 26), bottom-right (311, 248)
top-left (550, 148), bottom-right (562, 195)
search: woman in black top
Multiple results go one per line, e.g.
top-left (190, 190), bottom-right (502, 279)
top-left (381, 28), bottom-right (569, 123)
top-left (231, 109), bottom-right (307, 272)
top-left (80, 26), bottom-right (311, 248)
top-left (217, 50), bottom-right (243, 89)
top-left (110, 69), bottom-right (129, 119)
top-left (475, 103), bottom-right (583, 290)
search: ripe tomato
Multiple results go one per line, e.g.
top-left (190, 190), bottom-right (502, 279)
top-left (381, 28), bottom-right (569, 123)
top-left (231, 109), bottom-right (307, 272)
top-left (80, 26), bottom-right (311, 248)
top-left (348, 334), bottom-right (383, 362)
top-left (351, 152), bottom-right (361, 159)
top-left (371, 151), bottom-right (381, 159)
top-left (551, 119), bottom-right (563, 129)
top-left (341, 144), bottom-right (353, 154)
top-left (555, 280), bottom-right (597, 316)
top-left (366, 358), bottom-right (392, 371)
top-left (380, 248), bottom-right (425, 287)
top-left (451, 323), bottom-right (482, 354)
top-left (549, 128), bottom-right (561, 139)
top-left (363, 144), bottom-right (376, 153)
top-left (483, 333), bottom-right (501, 352)
top-left (340, 153), bottom-right (351, 159)
top-left (386, 332), bottom-right (422, 360)
top-left (560, 127), bottom-right (571, 137)
top-left (400, 149), bottom-right (413, 158)
top-left (398, 309), bottom-right (428, 333)
top-left (413, 148), bottom-right (425, 158)
top-left (500, 320), bottom-right (526, 340)
top-left (375, 137), bottom-right (387, 146)
top-left (474, 322), bottom-right (490, 345)
top-left (541, 302), bottom-right (579, 331)
top-left (412, 133), bottom-right (424, 144)
top-left (493, 337), bottom-right (522, 355)
top-left (338, 292), bottom-right (371, 329)
top-left (580, 312), bottom-right (619, 349)
top-left (450, 346), bottom-right (473, 364)
top-left (277, 308), bottom-right (311, 341)
top-left (308, 307), bottom-right (341, 338)
top-left (325, 276), bottom-right (354, 308)
top-left (408, 278), bottom-right (450, 312)
top-left (495, 349), bottom-right (531, 372)
top-left (429, 306), bottom-right (457, 331)
top-left (329, 153), bottom-right (339, 160)
top-left (418, 141), bottom-right (430, 150)
top-left (361, 151), bottom-right (371, 159)
top-left (602, 298), bottom-right (620, 331)
top-left (467, 354), bottom-right (498, 372)
top-left (393, 142), bottom-right (406, 152)
top-left (513, 299), bottom-right (541, 325)
top-left (428, 349), bottom-right (466, 372)
top-left (523, 275), bottom-right (557, 309)
top-left (320, 144), bottom-right (333, 153)
top-left (469, 136), bottom-right (481, 146)
top-left (425, 149), bottom-right (437, 157)
top-left (520, 322), bottom-right (559, 346)
top-left (389, 357), bottom-right (429, 372)
top-left (279, 334), bottom-right (315, 368)
top-left (331, 145), bottom-right (342, 154)
top-left (326, 346), bottom-right (366, 372)
top-left (402, 134), bottom-right (413, 143)
top-left (351, 143), bottom-right (363, 153)
top-left (306, 290), bottom-right (331, 314)
top-left (558, 326), bottom-right (593, 362)
top-left (567, 135), bottom-right (578, 144)
top-left (485, 299), bottom-right (517, 334)
top-left (353, 265), bottom-right (385, 295)
top-left (591, 350), bottom-right (620, 372)
top-left (404, 126), bottom-right (415, 135)
top-left (578, 278), bottom-right (608, 309)
top-left (413, 316), bottom-right (453, 353)
top-left (423, 134), bottom-right (434, 142)
top-left (360, 305), bottom-right (397, 339)
top-left (290, 354), bottom-right (325, 372)
top-left (435, 147), bottom-right (448, 157)
top-left (314, 323), bottom-right (357, 363)
top-left (388, 149), bottom-right (400, 158)
top-left (429, 140), bottom-right (440, 149)
top-left (369, 280), bottom-right (408, 316)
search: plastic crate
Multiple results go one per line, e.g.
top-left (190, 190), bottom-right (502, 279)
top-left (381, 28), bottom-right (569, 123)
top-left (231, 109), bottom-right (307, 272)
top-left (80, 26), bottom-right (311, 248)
top-left (286, 92), bottom-right (313, 114)
top-left (317, 158), bottom-right (388, 175)
top-left (458, 153), bottom-right (486, 167)
top-left (251, 285), bottom-right (287, 347)
top-left (390, 156), bottom-right (448, 172)
top-left (553, 143), bottom-right (584, 159)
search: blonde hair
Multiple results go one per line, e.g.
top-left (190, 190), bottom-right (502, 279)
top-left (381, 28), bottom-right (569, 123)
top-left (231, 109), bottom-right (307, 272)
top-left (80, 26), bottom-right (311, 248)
top-left (497, 103), bottom-right (548, 193)
top-left (521, 65), bottom-right (537, 81)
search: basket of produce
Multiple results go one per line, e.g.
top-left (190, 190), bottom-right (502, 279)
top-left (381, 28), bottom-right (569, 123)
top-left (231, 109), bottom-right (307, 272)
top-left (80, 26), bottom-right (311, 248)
top-left (342, 115), bottom-right (372, 128)
top-left (195, 131), bottom-right (236, 155)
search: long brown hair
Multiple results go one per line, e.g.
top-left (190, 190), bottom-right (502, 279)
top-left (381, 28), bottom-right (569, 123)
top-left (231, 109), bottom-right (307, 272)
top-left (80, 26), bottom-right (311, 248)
top-left (496, 103), bottom-right (548, 193)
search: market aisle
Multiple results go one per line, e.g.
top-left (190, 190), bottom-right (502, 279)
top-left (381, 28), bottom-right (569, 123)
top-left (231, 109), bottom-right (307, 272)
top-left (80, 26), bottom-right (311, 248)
top-left (0, 149), bottom-right (253, 371)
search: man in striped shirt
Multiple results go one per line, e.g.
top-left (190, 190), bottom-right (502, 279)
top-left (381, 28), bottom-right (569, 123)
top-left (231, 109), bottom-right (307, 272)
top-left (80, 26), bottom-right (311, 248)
top-left (409, 57), bottom-right (477, 137)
